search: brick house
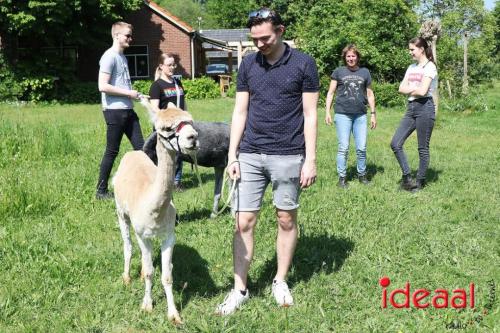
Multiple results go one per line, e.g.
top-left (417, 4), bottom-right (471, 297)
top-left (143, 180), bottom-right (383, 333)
top-left (78, 0), bottom-right (211, 81)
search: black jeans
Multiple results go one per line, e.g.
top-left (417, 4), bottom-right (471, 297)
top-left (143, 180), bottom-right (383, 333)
top-left (390, 97), bottom-right (435, 180)
top-left (97, 108), bottom-right (144, 192)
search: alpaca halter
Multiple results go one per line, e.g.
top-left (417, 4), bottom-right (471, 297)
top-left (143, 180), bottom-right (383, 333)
top-left (157, 121), bottom-right (194, 152)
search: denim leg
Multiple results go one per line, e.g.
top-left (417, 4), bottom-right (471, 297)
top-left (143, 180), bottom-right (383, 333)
top-left (124, 109), bottom-right (144, 150)
top-left (97, 109), bottom-right (125, 192)
top-left (334, 113), bottom-right (353, 178)
top-left (174, 153), bottom-right (183, 184)
top-left (415, 100), bottom-right (435, 180)
top-left (390, 106), bottom-right (416, 176)
top-left (352, 114), bottom-right (368, 176)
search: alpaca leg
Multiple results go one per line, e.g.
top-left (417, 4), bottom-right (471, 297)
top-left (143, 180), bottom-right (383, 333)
top-left (161, 233), bottom-right (181, 324)
top-left (136, 235), bottom-right (154, 312)
top-left (210, 167), bottom-right (224, 218)
top-left (117, 212), bottom-right (132, 285)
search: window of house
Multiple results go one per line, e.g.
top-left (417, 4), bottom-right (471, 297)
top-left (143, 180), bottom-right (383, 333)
top-left (124, 45), bottom-right (149, 78)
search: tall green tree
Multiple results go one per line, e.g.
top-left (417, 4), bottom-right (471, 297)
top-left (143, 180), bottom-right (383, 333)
top-left (0, 0), bottom-right (142, 80)
top-left (154, 0), bottom-right (216, 29)
top-left (0, 0), bottom-right (142, 46)
top-left (206, 0), bottom-right (257, 29)
top-left (294, 0), bottom-right (418, 82)
top-left (419, 0), bottom-right (497, 89)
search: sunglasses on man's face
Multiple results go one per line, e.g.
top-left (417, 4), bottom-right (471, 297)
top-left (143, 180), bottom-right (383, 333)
top-left (248, 9), bottom-right (272, 19)
top-left (118, 33), bottom-right (132, 39)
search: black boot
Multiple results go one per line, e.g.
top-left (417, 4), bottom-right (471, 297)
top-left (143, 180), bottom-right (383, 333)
top-left (400, 174), bottom-right (417, 192)
top-left (358, 174), bottom-right (370, 185)
top-left (415, 178), bottom-right (426, 191)
top-left (337, 177), bottom-right (348, 189)
top-left (96, 189), bottom-right (114, 200)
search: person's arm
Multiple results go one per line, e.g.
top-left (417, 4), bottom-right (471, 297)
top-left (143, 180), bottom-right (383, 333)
top-left (227, 91), bottom-right (249, 180)
top-left (98, 71), bottom-right (139, 99)
top-left (325, 80), bottom-right (337, 126)
top-left (367, 86), bottom-right (377, 129)
top-left (409, 76), bottom-right (433, 97)
top-left (150, 99), bottom-right (160, 111)
top-left (301, 91), bottom-right (319, 188)
top-left (398, 74), bottom-right (414, 95)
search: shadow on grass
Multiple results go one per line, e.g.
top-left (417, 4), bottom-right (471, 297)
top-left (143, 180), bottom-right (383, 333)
top-left (151, 244), bottom-right (219, 307)
top-left (346, 163), bottom-right (385, 181)
top-left (178, 207), bottom-right (214, 222)
top-left (394, 168), bottom-right (442, 186)
top-left (250, 235), bottom-right (355, 296)
top-left (425, 168), bottom-right (442, 183)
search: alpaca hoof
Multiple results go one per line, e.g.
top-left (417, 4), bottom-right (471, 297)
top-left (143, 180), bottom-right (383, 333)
top-left (122, 274), bottom-right (131, 285)
top-left (210, 212), bottom-right (217, 219)
top-left (168, 312), bottom-right (182, 325)
top-left (141, 300), bottom-right (153, 312)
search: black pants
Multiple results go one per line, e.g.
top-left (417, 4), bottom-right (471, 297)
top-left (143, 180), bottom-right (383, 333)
top-left (390, 98), bottom-right (435, 180)
top-left (97, 108), bottom-right (144, 192)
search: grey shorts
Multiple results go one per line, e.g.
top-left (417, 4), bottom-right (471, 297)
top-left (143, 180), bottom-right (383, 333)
top-left (232, 153), bottom-right (304, 212)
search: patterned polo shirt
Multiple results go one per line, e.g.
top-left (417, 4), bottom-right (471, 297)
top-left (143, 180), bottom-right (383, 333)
top-left (236, 44), bottom-right (319, 155)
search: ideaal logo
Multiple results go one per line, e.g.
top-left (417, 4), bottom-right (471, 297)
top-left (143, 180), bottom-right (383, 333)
top-left (379, 276), bottom-right (475, 309)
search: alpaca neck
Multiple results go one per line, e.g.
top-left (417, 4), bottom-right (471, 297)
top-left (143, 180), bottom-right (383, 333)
top-left (152, 138), bottom-right (176, 207)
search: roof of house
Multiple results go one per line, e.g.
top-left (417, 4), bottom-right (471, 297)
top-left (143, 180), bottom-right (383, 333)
top-left (144, 0), bottom-right (194, 33)
top-left (200, 29), bottom-right (250, 43)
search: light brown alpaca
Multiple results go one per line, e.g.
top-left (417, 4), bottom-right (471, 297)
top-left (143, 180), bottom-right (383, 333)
top-left (113, 99), bottom-right (198, 324)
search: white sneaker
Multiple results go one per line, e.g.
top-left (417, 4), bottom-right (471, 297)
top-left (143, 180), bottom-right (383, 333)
top-left (215, 289), bottom-right (249, 315)
top-left (272, 280), bottom-right (294, 307)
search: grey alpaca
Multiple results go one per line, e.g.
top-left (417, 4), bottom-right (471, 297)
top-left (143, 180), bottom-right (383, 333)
top-left (144, 121), bottom-right (230, 217)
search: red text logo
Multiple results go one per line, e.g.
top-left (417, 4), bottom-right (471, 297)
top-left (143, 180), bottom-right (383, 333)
top-left (379, 276), bottom-right (475, 309)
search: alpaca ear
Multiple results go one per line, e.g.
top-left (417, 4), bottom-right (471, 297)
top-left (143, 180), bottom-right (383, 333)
top-left (139, 96), bottom-right (158, 123)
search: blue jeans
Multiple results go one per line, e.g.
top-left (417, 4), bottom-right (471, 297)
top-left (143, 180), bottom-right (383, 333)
top-left (174, 154), bottom-right (183, 185)
top-left (334, 113), bottom-right (367, 178)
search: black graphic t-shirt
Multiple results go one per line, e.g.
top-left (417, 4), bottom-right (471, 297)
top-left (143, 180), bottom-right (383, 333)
top-left (331, 66), bottom-right (372, 115)
top-left (149, 78), bottom-right (186, 110)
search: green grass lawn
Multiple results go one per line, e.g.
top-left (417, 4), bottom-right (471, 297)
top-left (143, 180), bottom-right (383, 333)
top-left (0, 84), bottom-right (499, 332)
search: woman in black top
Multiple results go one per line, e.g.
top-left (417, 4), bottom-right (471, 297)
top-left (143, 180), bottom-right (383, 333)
top-left (147, 53), bottom-right (186, 190)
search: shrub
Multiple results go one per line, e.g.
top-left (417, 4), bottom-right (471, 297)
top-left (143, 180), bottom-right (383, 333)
top-left (183, 76), bottom-right (220, 99)
top-left (132, 80), bottom-right (153, 95)
top-left (19, 77), bottom-right (56, 102)
top-left (441, 94), bottom-right (489, 113)
top-left (226, 83), bottom-right (236, 98)
top-left (58, 82), bottom-right (100, 104)
top-left (0, 53), bottom-right (23, 101)
top-left (371, 81), bottom-right (404, 108)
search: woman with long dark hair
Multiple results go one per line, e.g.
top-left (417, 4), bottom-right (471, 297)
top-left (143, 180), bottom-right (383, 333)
top-left (391, 37), bottom-right (437, 192)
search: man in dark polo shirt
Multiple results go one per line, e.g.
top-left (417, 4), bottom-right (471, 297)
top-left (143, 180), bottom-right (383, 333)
top-left (215, 8), bottom-right (319, 315)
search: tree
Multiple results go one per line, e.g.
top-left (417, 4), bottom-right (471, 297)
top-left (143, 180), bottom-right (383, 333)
top-left (293, 0), bottom-right (418, 82)
top-left (154, 0), bottom-right (216, 29)
top-left (0, 0), bottom-right (142, 77)
top-left (206, 0), bottom-right (257, 29)
top-left (419, 0), bottom-right (497, 93)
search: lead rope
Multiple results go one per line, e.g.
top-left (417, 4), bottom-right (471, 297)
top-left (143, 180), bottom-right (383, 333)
top-left (191, 158), bottom-right (238, 217)
top-left (213, 171), bottom-right (237, 216)
top-left (192, 153), bottom-right (205, 196)
top-left (212, 160), bottom-right (239, 217)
